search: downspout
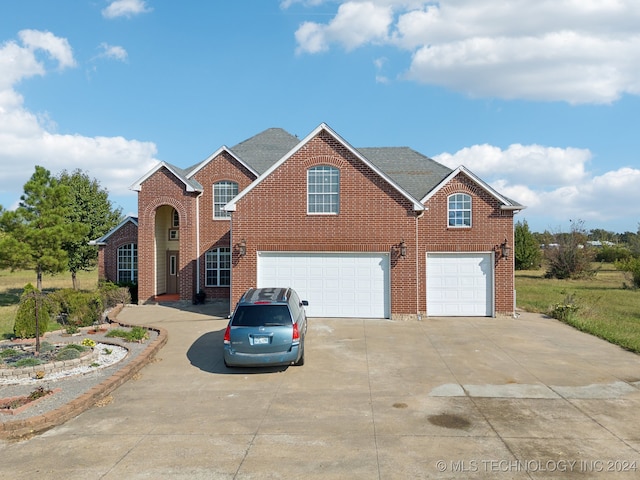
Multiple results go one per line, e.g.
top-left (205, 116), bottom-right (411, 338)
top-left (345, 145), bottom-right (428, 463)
top-left (229, 213), bottom-right (233, 314)
top-left (196, 192), bottom-right (202, 293)
top-left (415, 208), bottom-right (425, 321)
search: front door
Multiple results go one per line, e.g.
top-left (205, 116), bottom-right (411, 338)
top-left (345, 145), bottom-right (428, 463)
top-left (166, 251), bottom-right (179, 294)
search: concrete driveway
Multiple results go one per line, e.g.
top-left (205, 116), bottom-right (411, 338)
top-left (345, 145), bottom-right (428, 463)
top-left (1, 303), bottom-right (640, 479)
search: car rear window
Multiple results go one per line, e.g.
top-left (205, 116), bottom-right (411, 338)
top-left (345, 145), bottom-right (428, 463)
top-left (231, 305), bottom-right (292, 327)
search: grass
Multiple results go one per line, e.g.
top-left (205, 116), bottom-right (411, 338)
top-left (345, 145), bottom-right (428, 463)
top-left (0, 269), bottom-right (98, 340)
top-left (516, 263), bottom-right (640, 353)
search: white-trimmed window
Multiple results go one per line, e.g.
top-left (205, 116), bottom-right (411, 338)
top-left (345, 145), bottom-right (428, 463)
top-left (308, 165), bottom-right (339, 214)
top-left (117, 243), bottom-right (138, 284)
top-left (214, 181), bottom-right (238, 219)
top-left (448, 193), bottom-right (472, 227)
top-left (205, 248), bottom-right (231, 286)
top-left (172, 209), bottom-right (179, 227)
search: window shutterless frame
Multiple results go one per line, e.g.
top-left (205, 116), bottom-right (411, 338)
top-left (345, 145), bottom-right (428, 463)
top-left (447, 193), bottom-right (472, 227)
top-left (307, 165), bottom-right (339, 214)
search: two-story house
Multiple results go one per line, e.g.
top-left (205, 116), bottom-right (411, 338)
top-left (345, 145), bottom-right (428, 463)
top-left (93, 123), bottom-right (524, 319)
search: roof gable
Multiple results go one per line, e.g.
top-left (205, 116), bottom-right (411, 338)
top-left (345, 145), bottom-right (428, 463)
top-left (420, 165), bottom-right (525, 210)
top-left (225, 123), bottom-right (425, 212)
top-left (89, 216), bottom-right (138, 246)
top-left (130, 162), bottom-right (202, 193)
top-left (186, 146), bottom-right (259, 179)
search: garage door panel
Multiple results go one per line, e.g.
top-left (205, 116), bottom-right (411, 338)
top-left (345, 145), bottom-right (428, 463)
top-left (427, 253), bottom-right (493, 317)
top-left (258, 252), bottom-right (389, 318)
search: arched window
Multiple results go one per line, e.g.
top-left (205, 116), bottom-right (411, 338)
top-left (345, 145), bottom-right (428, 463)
top-left (448, 193), bottom-right (472, 227)
top-left (117, 243), bottom-right (138, 284)
top-left (214, 181), bottom-right (238, 219)
top-left (307, 165), bottom-right (339, 214)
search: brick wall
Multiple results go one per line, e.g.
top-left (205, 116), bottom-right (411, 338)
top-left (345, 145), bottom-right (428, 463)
top-left (97, 220), bottom-right (138, 284)
top-left (137, 168), bottom-right (199, 304)
top-left (191, 151), bottom-right (256, 300)
top-left (421, 172), bottom-right (515, 315)
top-left (230, 130), bottom-right (418, 314)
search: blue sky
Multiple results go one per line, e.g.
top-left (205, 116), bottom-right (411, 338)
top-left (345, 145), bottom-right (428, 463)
top-left (1, 0), bottom-right (639, 234)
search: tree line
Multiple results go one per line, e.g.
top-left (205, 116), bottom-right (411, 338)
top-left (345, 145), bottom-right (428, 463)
top-left (0, 166), bottom-right (122, 290)
top-left (515, 219), bottom-right (640, 287)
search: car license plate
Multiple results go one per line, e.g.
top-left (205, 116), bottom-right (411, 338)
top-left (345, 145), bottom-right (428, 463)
top-left (253, 336), bottom-right (269, 345)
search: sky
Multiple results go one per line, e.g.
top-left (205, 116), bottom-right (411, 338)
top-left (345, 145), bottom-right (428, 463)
top-left (1, 0), bottom-right (640, 235)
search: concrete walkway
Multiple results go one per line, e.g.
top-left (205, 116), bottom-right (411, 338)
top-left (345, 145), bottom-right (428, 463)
top-left (1, 303), bottom-right (640, 479)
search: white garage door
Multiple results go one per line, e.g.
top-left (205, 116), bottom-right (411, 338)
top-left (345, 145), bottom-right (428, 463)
top-left (427, 253), bottom-right (493, 317)
top-left (257, 252), bottom-right (390, 318)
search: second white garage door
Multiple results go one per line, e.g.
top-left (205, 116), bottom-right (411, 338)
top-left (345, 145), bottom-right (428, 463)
top-left (257, 252), bottom-right (390, 318)
top-left (427, 253), bottom-right (493, 316)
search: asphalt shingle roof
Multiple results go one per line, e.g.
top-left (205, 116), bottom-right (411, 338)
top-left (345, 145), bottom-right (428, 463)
top-left (157, 127), bottom-right (519, 208)
top-left (229, 128), bottom-right (300, 175)
top-left (224, 127), bottom-right (454, 200)
top-left (357, 147), bottom-right (452, 200)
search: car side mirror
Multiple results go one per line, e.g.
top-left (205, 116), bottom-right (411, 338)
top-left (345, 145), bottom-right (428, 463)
top-left (301, 300), bottom-right (309, 306)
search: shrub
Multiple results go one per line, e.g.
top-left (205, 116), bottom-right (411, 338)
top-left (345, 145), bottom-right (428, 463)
top-left (0, 348), bottom-right (18, 358)
top-left (14, 284), bottom-right (52, 339)
top-left (550, 302), bottom-right (579, 322)
top-left (615, 257), bottom-right (640, 289)
top-left (106, 325), bottom-right (148, 342)
top-left (12, 357), bottom-right (42, 367)
top-left (49, 289), bottom-right (103, 328)
top-left (98, 280), bottom-right (132, 308)
top-left (55, 347), bottom-right (81, 361)
top-left (544, 220), bottom-right (596, 279)
top-left (595, 245), bottom-right (631, 263)
top-left (62, 343), bottom-right (87, 352)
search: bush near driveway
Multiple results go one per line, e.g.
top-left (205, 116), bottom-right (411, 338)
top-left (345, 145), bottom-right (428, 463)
top-left (516, 264), bottom-right (640, 353)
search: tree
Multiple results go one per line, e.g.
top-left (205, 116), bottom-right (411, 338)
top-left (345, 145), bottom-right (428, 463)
top-left (544, 219), bottom-right (595, 279)
top-left (514, 220), bottom-right (542, 270)
top-left (0, 166), bottom-right (86, 289)
top-left (58, 169), bottom-right (122, 289)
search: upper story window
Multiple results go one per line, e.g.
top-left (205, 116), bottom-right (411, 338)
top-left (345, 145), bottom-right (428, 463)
top-left (172, 209), bottom-right (179, 227)
top-left (448, 193), bottom-right (472, 227)
top-left (308, 165), bottom-right (339, 214)
top-left (214, 181), bottom-right (238, 219)
top-left (117, 243), bottom-right (138, 284)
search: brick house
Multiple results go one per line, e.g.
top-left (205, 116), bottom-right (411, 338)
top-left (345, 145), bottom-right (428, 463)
top-left (95, 123), bottom-right (524, 319)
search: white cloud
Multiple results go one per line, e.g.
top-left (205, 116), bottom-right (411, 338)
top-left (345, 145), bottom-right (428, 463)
top-left (435, 144), bottom-right (640, 232)
top-left (0, 30), bottom-right (158, 212)
top-left (98, 43), bottom-right (128, 62)
top-left (296, 1), bottom-right (394, 54)
top-left (294, 0), bottom-right (640, 104)
top-left (435, 144), bottom-right (590, 187)
top-left (102, 0), bottom-right (152, 19)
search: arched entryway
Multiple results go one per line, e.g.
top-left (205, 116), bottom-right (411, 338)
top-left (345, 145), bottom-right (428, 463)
top-left (155, 205), bottom-right (180, 296)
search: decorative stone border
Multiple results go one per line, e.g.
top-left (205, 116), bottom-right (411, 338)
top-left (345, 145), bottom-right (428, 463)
top-left (0, 347), bottom-right (99, 381)
top-left (0, 389), bottom-right (62, 416)
top-left (0, 304), bottom-right (168, 441)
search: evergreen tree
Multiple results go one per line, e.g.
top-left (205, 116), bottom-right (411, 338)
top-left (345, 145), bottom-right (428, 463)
top-left (514, 220), bottom-right (542, 270)
top-left (58, 169), bottom-right (122, 289)
top-left (0, 166), bottom-right (86, 289)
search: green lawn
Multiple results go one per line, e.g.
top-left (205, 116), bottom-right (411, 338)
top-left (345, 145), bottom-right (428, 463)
top-left (516, 263), bottom-right (640, 353)
top-left (0, 269), bottom-right (98, 339)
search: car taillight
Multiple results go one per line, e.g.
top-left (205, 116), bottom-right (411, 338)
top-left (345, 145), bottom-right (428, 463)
top-left (292, 323), bottom-right (300, 341)
top-left (224, 325), bottom-right (231, 344)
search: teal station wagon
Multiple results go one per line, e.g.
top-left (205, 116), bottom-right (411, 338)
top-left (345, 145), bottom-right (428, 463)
top-left (223, 287), bottom-right (308, 367)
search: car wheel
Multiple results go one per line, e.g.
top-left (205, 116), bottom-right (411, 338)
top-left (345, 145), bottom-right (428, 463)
top-left (294, 345), bottom-right (305, 366)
